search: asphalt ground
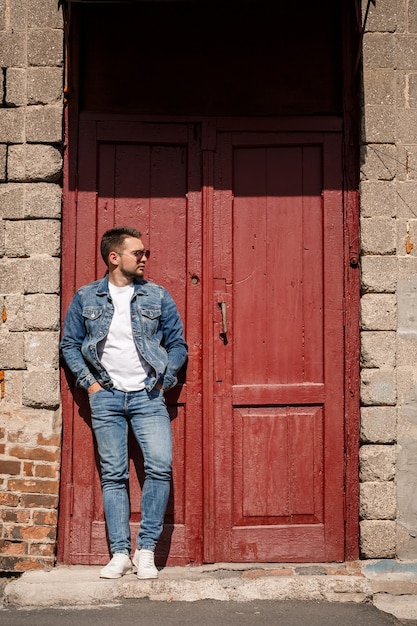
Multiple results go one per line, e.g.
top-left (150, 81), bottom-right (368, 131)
top-left (0, 598), bottom-right (412, 626)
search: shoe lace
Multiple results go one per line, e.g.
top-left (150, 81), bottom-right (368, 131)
top-left (141, 551), bottom-right (155, 568)
top-left (112, 554), bottom-right (127, 565)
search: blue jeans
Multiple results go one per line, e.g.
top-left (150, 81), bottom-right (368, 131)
top-left (88, 387), bottom-right (172, 555)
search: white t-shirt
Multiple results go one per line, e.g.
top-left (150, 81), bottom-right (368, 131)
top-left (97, 282), bottom-right (149, 391)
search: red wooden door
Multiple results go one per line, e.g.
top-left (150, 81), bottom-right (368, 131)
top-left (60, 118), bottom-right (204, 565)
top-left (207, 128), bottom-right (345, 562)
top-left (60, 118), bottom-right (346, 565)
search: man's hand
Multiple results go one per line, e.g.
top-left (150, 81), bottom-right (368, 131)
top-left (87, 382), bottom-right (103, 394)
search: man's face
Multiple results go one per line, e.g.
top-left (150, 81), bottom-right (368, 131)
top-left (113, 237), bottom-right (150, 280)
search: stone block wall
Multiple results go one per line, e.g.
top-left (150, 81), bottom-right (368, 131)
top-left (0, 0), bottom-right (64, 571)
top-left (360, 0), bottom-right (417, 559)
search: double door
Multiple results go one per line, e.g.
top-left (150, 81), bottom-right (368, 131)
top-left (59, 117), bottom-right (345, 565)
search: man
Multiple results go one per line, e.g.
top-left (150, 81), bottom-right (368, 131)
top-left (60, 226), bottom-right (188, 580)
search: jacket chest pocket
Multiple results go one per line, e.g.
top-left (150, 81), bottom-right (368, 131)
top-left (82, 306), bottom-right (105, 334)
top-left (140, 305), bottom-right (161, 337)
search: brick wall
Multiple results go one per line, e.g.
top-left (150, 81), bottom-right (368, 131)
top-left (0, 0), bottom-right (64, 571)
top-left (360, 0), bottom-right (417, 559)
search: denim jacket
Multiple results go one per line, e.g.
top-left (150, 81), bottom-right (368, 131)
top-left (60, 275), bottom-right (188, 392)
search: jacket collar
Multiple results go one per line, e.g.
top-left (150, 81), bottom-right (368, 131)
top-left (95, 275), bottom-right (148, 296)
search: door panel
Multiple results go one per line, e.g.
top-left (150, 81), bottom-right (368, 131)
top-left (210, 131), bottom-right (344, 562)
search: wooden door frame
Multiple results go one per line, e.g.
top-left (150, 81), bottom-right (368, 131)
top-left (58, 0), bottom-right (360, 564)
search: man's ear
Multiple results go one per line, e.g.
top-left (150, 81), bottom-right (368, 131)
top-left (108, 250), bottom-right (119, 266)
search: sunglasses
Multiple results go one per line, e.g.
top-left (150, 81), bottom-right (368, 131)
top-left (117, 249), bottom-right (151, 261)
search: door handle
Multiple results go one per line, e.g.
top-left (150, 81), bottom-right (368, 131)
top-left (218, 301), bottom-right (228, 345)
top-left (218, 301), bottom-right (227, 335)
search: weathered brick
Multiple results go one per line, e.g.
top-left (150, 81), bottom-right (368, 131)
top-left (24, 331), bottom-right (59, 369)
top-left (361, 293), bottom-right (397, 330)
top-left (8, 445), bottom-right (60, 463)
top-left (360, 520), bottom-right (396, 558)
top-left (23, 219), bottom-right (61, 256)
top-left (0, 32), bottom-right (27, 67)
top-left (27, 0), bottom-right (63, 29)
top-left (0, 460), bottom-right (21, 477)
top-left (0, 184), bottom-right (25, 219)
top-left (3, 295), bottom-right (25, 331)
top-left (0, 330), bottom-right (25, 369)
top-left (363, 68), bottom-right (395, 107)
top-left (0, 541), bottom-right (27, 556)
top-left (23, 294), bottom-right (60, 330)
top-left (0, 0), bottom-right (6, 30)
top-left (406, 73), bottom-right (417, 108)
top-left (34, 464), bottom-right (59, 479)
top-left (360, 481), bottom-right (397, 519)
top-left (22, 369), bottom-right (60, 409)
top-left (360, 444), bottom-right (396, 481)
top-left (362, 105), bottom-right (395, 143)
top-left (360, 144), bottom-right (397, 181)
top-left (0, 460), bottom-right (21, 475)
top-left (18, 525), bottom-right (56, 540)
top-left (362, 33), bottom-right (395, 69)
top-left (361, 368), bottom-right (397, 405)
top-left (0, 492), bottom-right (19, 506)
top-left (24, 256), bottom-right (60, 294)
top-left (24, 183), bottom-right (62, 218)
top-left (397, 109), bottom-right (417, 143)
top-left (19, 493), bottom-right (58, 508)
top-left (363, 0), bottom-right (397, 33)
top-left (396, 218), bottom-right (417, 258)
top-left (5, 68), bottom-right (27, 106)
top-left (396, 145), bottom-right (417, 182)
top-left (0, 510), bottom-right (30, 523)
top-left (361, 256), bottom-right (397, 293)
top-left (396, 364), bottom-right (417, 405)
top-left (397, 333), bottom-right (417, 373)
top-left (4, 219), bottom-right (25, 256)
top-left (8, 144), bottom-right (63, 183)
top-left (37, 433), bottom-right (61, 446)
top-left (0, 109), bottom-right (25, 144)
top-left (26, 105), bottom-right (63, 144)
top-left (29, 543), bottom-right (55, 556)
top-left (0, 144), bottom-right (7, 181)
top-left (2, 556), bottom-right (50, 572)
top-left (27, 29), bottom-right (64, 67)
top-left (410, 0), bottom-right (417, 33)
top-left (33, 509), bottom-right (57, 525)
top-left (27, 67), bottom-right (63, 104)
top-left (360, 331), bottom-right (396, 368)
top-left (23, 461), bottom-right (34, 477)
top-left (7, 478), bottom-right (59, 495)
top-left (361, 217), bottom-right (396, 255)
top-left (395, 34), bottom-right (417, 71)
top-left (3, 370), bottom-right (24, 405)
top-left (397, 274), bottom-right (417, 334)
top-left (10, 1), bottom-right (28, 30)
top-left (0, 183), bottom-right (62, 219)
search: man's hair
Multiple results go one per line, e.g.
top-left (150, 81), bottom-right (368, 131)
top-left (100, 226), bottom-right (142, 265)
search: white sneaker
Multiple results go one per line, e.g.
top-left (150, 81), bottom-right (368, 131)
top-left (133, 548), bottom-right (158, 579)
top-left (100, 553), bottom-right (133, 579)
